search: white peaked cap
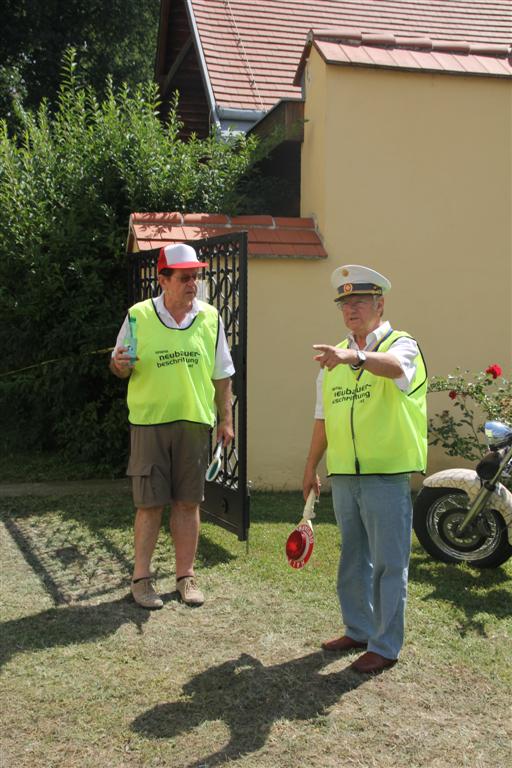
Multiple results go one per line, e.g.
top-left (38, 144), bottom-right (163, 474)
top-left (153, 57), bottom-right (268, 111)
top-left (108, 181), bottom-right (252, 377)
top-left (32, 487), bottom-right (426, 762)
top-left (331, 264), bottom-right (391, 301)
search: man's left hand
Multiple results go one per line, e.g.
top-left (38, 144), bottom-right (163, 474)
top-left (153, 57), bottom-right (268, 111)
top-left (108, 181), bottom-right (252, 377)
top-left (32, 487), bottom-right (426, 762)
top-left (217, 420), bottom-right (235, 446)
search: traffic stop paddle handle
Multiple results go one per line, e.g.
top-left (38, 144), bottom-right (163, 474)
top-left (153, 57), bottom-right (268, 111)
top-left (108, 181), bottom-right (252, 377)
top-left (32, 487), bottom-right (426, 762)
top-left (303, 489), bottom-right (317, 522)
top-left (205, 440), bottom-right (223, 482)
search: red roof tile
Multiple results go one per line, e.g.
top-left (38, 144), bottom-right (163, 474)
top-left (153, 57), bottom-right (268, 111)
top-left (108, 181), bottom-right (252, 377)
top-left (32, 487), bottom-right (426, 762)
top-left (183, 213), bottom-right (230, 225)
top-left (274, 216), bottom-right (316, 228)
top-left (128, 213), bottom-right (327, 259)
top-left (230, 215), bottom-right (275, 226)
top-left (189, 1), bottom-right (512, 110)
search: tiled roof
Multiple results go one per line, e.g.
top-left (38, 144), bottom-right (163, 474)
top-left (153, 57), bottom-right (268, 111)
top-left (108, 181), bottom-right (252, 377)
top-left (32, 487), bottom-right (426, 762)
top-left (128, 213), bottom-right (327, 259)
top-left (189, 0), bottom-right (512, 111)
top-left (294, 29), bottom-right (512, 81)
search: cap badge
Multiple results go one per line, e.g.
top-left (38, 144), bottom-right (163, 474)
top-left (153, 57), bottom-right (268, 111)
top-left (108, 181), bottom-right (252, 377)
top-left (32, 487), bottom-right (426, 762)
top-left (341, 268), bottom-right (349, 277)
top-left (343, 283), bottom-right (353, 294)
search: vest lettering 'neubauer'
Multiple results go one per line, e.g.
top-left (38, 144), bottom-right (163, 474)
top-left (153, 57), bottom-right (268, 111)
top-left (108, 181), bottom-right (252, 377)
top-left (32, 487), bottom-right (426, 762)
top-left (127, 298), bottom-right (218, 426)
top-left (323, 330), bottom-right (428, 475)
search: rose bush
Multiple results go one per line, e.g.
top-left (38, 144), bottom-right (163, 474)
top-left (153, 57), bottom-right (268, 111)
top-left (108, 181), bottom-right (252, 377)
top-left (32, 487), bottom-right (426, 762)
top-left (428, 365), bottom-right (512, 462)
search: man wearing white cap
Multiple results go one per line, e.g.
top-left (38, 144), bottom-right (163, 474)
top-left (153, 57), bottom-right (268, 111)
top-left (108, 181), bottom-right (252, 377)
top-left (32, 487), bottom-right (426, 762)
top-left (111, 243), bottom-right (235, 609)
top-left (303, 265), bottom-right (427, 673)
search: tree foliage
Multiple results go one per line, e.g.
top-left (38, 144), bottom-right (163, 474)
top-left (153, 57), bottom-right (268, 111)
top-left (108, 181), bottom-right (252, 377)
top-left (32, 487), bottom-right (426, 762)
top-left (0, 0), bottom-right (160, 122)
top-left (0, 50), bottom-right (263, 474)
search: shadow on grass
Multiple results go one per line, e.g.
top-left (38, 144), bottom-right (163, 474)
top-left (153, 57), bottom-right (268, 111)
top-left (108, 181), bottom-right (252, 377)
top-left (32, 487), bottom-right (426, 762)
top-left (0, 596), bottom-right (149, 669)
top-left (196, 530), bottom-right (235, 567)
top-left (409, 550), bottom-right (512, 634)
top-left (132, 650), bottom-right (367, 767)
top-left (2, 512), bottom-right (134, 605)
top-left (2, 498), bottom-right (234, 605)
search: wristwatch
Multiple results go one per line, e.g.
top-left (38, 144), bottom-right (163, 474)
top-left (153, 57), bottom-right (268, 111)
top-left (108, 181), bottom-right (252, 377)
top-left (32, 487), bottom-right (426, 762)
top-left (351, 350), bottom-right (367, 370)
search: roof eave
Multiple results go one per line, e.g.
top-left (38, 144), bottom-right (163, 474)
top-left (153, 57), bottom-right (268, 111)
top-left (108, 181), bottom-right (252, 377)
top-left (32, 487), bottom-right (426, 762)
top-left (184, 0), bottom-right (221, 131)
top-left (293, 30), bottom-right (315, 87)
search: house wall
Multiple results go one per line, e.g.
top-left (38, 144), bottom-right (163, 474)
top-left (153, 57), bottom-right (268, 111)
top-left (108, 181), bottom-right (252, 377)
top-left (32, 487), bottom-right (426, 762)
top-left (246, 49), bottom-right (511, 490)
top-left (295, 48), bottom-right (511, 486)
top-left (246, 258), bottom-right (341, 489)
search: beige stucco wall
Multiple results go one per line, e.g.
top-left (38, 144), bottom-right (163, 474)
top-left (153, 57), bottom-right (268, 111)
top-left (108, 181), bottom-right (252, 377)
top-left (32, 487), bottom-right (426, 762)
top-left (246, 49), bottom-right (511, 490)
top-left (246, 258), bottom-right (341, 489)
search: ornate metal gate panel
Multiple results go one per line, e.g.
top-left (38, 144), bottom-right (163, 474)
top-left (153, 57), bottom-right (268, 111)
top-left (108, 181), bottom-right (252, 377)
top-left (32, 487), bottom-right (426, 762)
top-left (129, 232), bottom-right (249, 541)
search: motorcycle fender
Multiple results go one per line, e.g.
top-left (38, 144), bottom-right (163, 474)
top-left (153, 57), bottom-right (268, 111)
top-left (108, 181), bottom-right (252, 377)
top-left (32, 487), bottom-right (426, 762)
top-left (423, 468), bottom-right (512, 542)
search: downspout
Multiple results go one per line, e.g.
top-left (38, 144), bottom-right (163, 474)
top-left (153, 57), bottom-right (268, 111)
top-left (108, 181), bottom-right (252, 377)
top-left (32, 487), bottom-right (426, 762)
top-left (184, 0), bottom-right (222, 132)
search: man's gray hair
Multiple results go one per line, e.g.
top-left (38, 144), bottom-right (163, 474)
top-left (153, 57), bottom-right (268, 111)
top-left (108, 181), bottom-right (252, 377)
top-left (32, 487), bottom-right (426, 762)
top-left (373, 295), bottom-right (384, 316)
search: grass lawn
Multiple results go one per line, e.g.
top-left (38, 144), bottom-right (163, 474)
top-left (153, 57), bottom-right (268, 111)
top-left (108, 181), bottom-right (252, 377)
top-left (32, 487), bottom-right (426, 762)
top-left (1, 482), bottom-right (511, 768)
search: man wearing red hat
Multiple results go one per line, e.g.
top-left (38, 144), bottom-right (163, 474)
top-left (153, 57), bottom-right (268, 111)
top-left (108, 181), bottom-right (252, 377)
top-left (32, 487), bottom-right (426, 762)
top-left (110, 243), bottom-right (234, 609)
top-left (303, 264), bottom-right (427, 673)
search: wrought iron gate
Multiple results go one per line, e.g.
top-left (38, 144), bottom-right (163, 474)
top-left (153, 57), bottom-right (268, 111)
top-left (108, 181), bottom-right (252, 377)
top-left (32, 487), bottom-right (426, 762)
top-left (129, 231), bottom-right (250, 541)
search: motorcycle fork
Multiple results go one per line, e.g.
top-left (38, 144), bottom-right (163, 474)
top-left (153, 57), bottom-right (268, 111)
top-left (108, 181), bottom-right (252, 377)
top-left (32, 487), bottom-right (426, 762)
top-left (458, 444), bottom-right (512, 533)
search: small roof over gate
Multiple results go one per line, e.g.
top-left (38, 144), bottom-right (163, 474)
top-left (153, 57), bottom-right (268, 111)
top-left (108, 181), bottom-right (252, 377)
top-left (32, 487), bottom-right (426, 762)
top-left (127, 212), bottom-right (327, 259)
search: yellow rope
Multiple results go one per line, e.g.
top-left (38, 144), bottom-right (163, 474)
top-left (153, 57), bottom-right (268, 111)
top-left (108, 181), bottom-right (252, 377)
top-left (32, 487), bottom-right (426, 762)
top-left (0, 347), bottom-right (115, 378)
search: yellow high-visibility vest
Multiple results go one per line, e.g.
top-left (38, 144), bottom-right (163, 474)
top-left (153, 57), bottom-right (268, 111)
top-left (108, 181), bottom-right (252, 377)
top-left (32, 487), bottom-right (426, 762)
top-left (323, 330), bottom-right (427, 474)
top-left (127, 299), bottom-right (218, 426)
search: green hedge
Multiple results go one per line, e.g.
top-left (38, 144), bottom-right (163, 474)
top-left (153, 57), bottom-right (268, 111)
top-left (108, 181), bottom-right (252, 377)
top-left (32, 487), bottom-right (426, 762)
top-left (0, 51), bottom-right (264, 474)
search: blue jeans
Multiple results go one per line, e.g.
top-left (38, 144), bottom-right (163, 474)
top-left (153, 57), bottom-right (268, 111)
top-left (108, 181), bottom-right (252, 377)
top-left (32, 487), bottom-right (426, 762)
top-left (331, 474), bottom-right (413, 659)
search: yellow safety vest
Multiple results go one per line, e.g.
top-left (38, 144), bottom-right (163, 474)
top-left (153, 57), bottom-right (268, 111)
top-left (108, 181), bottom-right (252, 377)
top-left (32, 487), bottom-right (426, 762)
top-left (127, 299), bottom-right (218, 426)
top-left (323, 330), bottom-right (427, 474)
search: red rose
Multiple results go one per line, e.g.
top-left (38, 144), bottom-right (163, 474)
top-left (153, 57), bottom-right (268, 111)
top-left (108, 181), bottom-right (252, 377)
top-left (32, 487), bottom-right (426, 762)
top-left (485, 364), bottom-right (502, 379)
top-left (449, 390), bottom-right (457, 400)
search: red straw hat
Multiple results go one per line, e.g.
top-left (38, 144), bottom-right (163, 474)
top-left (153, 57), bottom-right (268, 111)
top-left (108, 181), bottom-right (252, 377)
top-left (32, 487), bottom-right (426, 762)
top-left (157, 243), bottom-right (208, 272)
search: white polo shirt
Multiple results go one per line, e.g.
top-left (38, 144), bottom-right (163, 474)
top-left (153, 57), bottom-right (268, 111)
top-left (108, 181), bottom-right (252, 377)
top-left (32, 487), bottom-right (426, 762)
top-left (114, 295), bottom-right (235, 380)
top-left (314, 321), bottom-right (419, 419)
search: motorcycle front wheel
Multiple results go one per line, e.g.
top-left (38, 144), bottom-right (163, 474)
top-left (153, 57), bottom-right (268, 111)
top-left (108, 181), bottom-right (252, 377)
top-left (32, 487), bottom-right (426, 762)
top-left (413, 487), bottom-right (512, 568)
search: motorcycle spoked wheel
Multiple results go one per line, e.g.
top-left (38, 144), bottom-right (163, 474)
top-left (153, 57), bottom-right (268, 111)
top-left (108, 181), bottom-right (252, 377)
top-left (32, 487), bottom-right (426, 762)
top-left (413, 487), bottom-right (512, 568)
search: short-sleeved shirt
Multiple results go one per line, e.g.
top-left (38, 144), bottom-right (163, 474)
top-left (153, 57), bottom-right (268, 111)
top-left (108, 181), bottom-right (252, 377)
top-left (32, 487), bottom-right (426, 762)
top-left (314, 320), bottom-right (419, 419)
top-left (114, 295), bottom-right (235, 380)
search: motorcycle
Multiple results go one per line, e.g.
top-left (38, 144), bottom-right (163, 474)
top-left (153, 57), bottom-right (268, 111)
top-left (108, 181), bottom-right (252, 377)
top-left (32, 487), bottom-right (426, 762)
top-left (413, 420), bottom-right (512, 568)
